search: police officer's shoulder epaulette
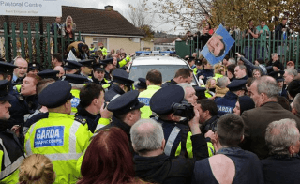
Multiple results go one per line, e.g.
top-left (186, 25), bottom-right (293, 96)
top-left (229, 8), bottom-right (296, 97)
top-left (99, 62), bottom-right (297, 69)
top-left (74, 115), bottom-right (87, 125)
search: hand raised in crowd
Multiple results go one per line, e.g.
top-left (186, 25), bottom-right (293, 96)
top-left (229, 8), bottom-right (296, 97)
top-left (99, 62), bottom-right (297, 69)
top-left (205, 130), bottom-right (218, 149)
top-left (100, 103), bottom-right (113, 119)
top-left (235, 53), bottom-right (242, 58)
top-left (273, 66), bottom-right (279, 71)
top-left (11, 125), bottom-right (21, 137)
top-left (188, 106), bottom-right (201, 135)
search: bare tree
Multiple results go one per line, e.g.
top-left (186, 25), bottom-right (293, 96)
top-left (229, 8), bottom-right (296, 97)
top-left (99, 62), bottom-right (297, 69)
top-left (128, 1), bottom-right (154, 27)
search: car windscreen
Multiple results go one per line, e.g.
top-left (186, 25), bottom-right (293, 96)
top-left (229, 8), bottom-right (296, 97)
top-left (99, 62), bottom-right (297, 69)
top-left (128, 65), bottom-right (197, 84)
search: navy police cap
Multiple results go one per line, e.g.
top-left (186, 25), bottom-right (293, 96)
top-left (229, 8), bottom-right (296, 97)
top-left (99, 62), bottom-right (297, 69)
top-left (38, 69), bottom-right (59, 80)
top-left (135, 78), bottom-right (147, 89)
top-left (112, 69), bottom-right (134, 85)
top-left (0, 61), bottom-right (17, 73)
top-left (28, 62), bottom-right (40, 71)
top-left (79, 59), bottom-right (95, 67)
top-left (150, 85), bottom-right (185, 115)
top-left (227, 80), bottom-right (247, 91)
top-left (194, 86), bottom-right (207, 99)
top-left (0, 80), bottom-right (14, 101)
top-left (268, 70), bottom-right (285, 82)
top-left (63, 74), bottom-right (89, 84)
top-left (101, 58), bottom-right (113, 65)
top-left (38, 81), bottom-right (73, 108)
top-left (92, 62), bottom-right (107, 71)
top-left (107, 90), bottom-right (144, 115)
top-left (64, 60), bottom-right (83, 70)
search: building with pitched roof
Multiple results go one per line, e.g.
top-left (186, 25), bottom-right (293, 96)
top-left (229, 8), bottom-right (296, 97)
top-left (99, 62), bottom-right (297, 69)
top-left (0, 5), bottom-right (154, 54)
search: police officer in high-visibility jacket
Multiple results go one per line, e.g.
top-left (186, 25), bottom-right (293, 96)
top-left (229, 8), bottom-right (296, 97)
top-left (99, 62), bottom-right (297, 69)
top-left (24, 81), bottom-right (92, 184)
top-left (98, 42), bottom-right (107, 59)
top-left (63, 74), bottom-right (89, 115)
top-left (92, 62), bottom-right (110, 89)
top-left (150, 85), bottom-right (209, 159)
top-left (138, 69), bottom-right (162, 119)
top-left (89, 43), bottom-right (96, 55)
top-left (0, 80), bottom-right (26, 184)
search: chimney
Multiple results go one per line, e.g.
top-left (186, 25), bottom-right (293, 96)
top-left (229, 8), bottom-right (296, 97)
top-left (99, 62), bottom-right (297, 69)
top-left (105, 5), bottom-right (113, 11)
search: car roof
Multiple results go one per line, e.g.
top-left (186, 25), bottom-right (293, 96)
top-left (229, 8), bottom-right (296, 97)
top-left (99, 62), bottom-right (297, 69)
top-left (132, 55), bottom-right (188, 66)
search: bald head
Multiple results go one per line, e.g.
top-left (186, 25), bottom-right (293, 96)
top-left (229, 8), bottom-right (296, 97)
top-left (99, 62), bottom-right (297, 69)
top-left (54, 66), bottom-right (65, 78)
top-left (13, 57), bottom-right (28, 78)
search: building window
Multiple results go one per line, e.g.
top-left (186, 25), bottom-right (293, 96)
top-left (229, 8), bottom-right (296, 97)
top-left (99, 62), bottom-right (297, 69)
top-left (93, 38), bottom-right (107, 49)
top-left (131, 38), bottom-right (140, 43)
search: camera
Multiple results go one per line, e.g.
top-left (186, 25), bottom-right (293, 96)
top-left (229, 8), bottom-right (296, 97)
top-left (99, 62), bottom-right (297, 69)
top-left (172, 100), bottom-right (195, 122)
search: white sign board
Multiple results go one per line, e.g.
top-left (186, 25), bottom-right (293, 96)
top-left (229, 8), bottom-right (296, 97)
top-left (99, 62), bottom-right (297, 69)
top-left (0, 0), bottom-right (62, 17)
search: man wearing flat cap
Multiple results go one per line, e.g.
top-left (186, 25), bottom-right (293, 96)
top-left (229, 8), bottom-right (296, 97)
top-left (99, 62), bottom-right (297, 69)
top-left (24, 81), bottom-right (92, 183)
top-left (215, 80), bottom-right (247, 115)
top-left (104, 69), bottom-right (134, 102)
top-left (0, 80), bottom-right (26, 183)
top-left (150, 85), bottom-right (209, 159)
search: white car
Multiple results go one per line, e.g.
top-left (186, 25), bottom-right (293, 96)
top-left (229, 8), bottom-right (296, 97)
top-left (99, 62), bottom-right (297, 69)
top-left (128, 55), bottom-right (200, 86)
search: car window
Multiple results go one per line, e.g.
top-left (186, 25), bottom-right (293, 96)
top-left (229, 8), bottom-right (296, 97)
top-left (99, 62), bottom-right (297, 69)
top-left (129, 65), bottom-right (197, 84)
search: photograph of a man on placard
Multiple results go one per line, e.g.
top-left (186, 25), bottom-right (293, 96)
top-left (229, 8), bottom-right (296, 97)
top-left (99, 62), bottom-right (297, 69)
top-left (202, 24), bottom-right (234, 65)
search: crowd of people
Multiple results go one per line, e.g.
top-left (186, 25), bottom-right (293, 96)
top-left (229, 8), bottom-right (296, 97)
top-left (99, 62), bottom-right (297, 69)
top-left (187, 17), bottom-right (294, 63)
top-left (0, 16), bottom-right (299, 184)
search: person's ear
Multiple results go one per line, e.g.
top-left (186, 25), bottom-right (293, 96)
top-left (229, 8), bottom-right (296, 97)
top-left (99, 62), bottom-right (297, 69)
top-left (93, 98), bottom-right (99, 106)
top-left (6, 75), bottom-right (12, 81)
top-left (288, 146), bottom-right (294, 155)
top-left (161, 139), bottom-right (166, 150)
top-left (292, 108), bottom-right (297, 115)
top-left (240, 134), bottom-right (245, 143)
top-left (146, 80), bottom-right (150, 86)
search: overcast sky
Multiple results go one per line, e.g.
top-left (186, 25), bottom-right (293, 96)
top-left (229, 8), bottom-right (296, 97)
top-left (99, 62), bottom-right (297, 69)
top-left (61, 0), bottom-right (184, 34)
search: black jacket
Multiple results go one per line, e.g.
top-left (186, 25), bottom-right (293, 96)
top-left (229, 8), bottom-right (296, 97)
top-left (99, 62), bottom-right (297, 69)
top-left (134, 133), bottom-right (208, 184)
top-left (104, 84), bottom-right (125, 102)
top-left (262, 155), bottom-right (300, 184)
top-left (75, 105), bottom-right (100, 133)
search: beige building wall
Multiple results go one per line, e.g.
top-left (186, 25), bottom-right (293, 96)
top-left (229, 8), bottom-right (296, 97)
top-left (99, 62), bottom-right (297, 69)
top-left (109, 37), bottom-right (141, 53)
top-left (84, 37), bottom-right (93, 47)
top-left (84, 36), bottom-right (148, 53)
top-left (141, 40), bottom-right (154, 51)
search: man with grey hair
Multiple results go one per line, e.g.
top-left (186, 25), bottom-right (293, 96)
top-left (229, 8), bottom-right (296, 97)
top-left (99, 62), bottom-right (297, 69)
top-left (266, 53), bottom-right (284, 72)
top-left (215, 76), bottom-right (229, 97)
top-left (241, 76), bottom-right (300, 159)
top-left (131, 118), bottom-right (208, 184)
top-left (228, 57), bottom-right (236, 65)
top-left (292, 93), bottom-right (300, 118)
top-left (283, 68), bottom-right (297, 85)
top-left (177, 83), bottom-right (198, 106)
top-left (12, 56), bottom-right (28, 85)
top-left (262, 118), bottom-right (300, 184)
